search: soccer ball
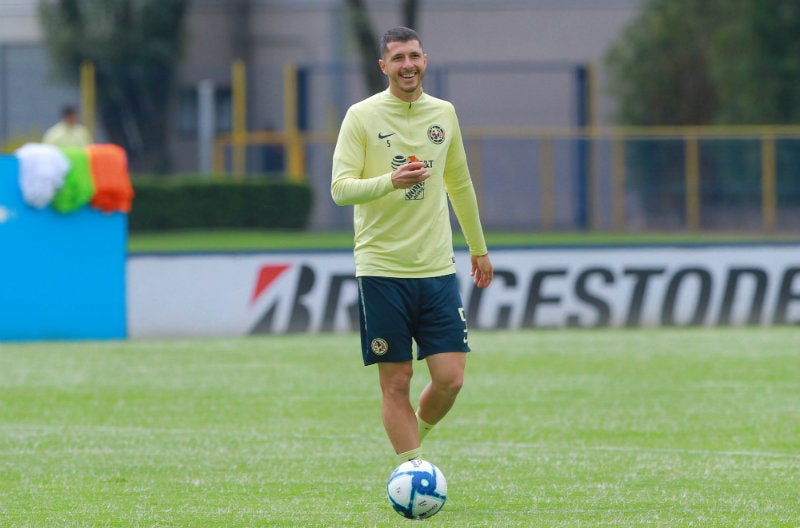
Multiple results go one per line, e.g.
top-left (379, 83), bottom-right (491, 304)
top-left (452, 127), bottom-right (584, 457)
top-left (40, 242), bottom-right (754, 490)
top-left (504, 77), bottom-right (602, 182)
top-left (386, 459), bottom-right (448, 519)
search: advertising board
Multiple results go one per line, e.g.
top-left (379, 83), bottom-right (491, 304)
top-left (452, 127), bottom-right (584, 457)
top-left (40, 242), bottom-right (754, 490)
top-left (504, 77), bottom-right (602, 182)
top-left (127, 245), bottom-right (800, 338)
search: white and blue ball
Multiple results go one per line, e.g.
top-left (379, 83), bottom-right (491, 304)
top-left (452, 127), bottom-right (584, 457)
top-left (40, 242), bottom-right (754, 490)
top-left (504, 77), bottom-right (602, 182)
top-left (386, 459), bottom-right (448, 519)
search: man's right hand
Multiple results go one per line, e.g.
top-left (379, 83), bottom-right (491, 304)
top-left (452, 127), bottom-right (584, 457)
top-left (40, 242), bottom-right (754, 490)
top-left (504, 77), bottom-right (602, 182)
top-left (391, 161), bottom-right (430, 189)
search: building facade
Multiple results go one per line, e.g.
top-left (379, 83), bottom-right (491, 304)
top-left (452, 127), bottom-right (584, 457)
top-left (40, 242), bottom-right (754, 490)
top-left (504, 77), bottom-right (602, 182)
top-left (0, 0), bottom-right (641, 230)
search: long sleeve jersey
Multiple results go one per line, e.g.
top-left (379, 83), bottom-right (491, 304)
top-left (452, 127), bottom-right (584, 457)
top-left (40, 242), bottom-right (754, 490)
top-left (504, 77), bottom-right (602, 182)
top-left (331, 89), bottom-right (488, 278)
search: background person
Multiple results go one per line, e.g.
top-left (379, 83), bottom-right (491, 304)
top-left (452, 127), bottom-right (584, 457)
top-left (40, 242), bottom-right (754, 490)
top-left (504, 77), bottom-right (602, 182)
top-left (42, 105), bottom-right (93, 148)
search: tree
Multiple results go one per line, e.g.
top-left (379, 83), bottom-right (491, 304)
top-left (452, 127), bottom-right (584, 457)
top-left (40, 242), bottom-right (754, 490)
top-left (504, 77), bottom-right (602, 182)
top-left (710, 0), bottom-right (800, 125)
top-left (344, 0), bottom-right (422, 95)
top-left (604, 0), bottom-right (800, 227)
top-left (605, 0), bottom-right (800, 126)
top-left (604, 0), bottom-right (722, 126)
top-left (39, 0), bottom-right (190, 173)
top-left (710, 0), bottom-right (800, 209)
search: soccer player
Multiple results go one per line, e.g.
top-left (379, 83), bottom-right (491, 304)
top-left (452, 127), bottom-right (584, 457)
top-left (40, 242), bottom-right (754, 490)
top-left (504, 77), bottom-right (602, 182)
top-left (331, 26), bottom-right (494, 466)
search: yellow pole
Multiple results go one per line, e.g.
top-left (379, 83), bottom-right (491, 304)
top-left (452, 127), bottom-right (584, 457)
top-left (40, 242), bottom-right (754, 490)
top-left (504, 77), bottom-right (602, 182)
top-left (79, 61), bottom-right (96, 141)
top-left (539, 135), bottom-right (555, 231)
top-left (611, 136), bottom-right (626, 231)
top-left (684, 136), bottom-right (701, 232)
top-left (761, 135), bottom-right (777, 232)
top-left (232, 59), bottom-right (247, 177)
top-left (284, 63), bottom-right (305, 181)
top-left (212, 137), bottom-right (225, 174)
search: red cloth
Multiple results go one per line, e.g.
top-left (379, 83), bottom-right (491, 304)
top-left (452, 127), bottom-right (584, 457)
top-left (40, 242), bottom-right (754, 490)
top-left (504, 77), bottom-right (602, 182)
top-left (87, 144), bottom-right (134, 213)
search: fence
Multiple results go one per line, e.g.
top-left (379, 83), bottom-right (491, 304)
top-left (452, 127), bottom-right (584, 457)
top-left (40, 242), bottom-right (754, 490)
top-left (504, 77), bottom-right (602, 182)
top-left (7, 51), bottom-right (800, 234)
top-left (212, 125), bottom-right (800, 233)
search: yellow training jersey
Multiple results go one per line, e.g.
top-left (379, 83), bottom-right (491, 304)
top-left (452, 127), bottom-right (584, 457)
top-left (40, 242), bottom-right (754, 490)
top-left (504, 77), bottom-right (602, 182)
top-left (331, 89), bottom-right (487, 278)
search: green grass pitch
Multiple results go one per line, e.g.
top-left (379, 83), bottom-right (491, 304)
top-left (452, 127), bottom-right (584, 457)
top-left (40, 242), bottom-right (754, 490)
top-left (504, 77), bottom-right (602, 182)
top-left (1, 328), bottom-right (798, 526)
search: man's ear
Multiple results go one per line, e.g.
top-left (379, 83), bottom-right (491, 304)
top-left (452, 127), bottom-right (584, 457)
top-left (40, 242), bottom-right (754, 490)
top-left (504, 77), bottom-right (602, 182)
top-left (378, 59), bottom-right (387, 75)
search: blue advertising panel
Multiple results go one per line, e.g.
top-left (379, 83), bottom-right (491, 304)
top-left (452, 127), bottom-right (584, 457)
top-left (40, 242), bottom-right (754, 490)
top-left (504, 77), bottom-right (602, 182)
top-left (0, 154), bottom-right (127, 340)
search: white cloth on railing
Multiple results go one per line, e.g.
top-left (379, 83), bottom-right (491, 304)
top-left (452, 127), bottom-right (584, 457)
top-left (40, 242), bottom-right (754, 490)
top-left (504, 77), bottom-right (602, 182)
top-left (15, 142), bottom-right (70, 209)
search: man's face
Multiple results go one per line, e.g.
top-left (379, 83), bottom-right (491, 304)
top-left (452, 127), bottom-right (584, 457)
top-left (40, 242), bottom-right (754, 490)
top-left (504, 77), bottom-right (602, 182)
top-left (379, 39), bottom-right (427, 102)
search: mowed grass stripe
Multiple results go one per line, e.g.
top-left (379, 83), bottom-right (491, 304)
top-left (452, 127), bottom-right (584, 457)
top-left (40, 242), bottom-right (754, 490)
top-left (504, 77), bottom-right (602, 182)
top-left (0, 327), bottom-right (797, 527)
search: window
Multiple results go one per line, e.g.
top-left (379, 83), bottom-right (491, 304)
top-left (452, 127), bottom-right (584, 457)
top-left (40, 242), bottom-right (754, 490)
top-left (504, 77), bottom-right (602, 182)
top-left (175, 85), bottom-right (232, 135)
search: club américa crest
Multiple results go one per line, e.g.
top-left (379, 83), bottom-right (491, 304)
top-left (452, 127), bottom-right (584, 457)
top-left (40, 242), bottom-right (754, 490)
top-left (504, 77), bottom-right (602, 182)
top-left (427, 125), bottom-right (445, 144)
top-left (371, 338), bottom-right (389, 356)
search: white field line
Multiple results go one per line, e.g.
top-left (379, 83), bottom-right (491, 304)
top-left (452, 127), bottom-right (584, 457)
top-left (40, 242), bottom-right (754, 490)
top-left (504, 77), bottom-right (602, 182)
top-left (1, 424), bottom-right (798, 460)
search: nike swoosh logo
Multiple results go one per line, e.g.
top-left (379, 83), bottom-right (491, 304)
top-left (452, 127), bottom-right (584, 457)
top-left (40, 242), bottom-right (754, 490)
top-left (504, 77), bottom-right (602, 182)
top-left (378, 132), bottom-right (396, 139)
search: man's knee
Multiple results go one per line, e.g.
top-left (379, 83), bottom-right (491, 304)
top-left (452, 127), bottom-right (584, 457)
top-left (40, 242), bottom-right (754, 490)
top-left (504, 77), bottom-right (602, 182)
top-left (379, 361), bottom-right (413, 396)
top-left (434, 370), bottom-right (463, 395)
top-left (427, 352), bottom-right (465, 394)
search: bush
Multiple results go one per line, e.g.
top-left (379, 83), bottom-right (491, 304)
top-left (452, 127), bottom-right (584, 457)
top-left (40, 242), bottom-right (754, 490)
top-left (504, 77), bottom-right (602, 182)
top-left (129, 175), bottom-right (313, 231)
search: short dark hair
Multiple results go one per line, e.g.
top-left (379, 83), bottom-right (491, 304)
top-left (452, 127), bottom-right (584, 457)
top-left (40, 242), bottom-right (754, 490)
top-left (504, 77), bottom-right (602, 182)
top-left (61, 105), bottom-right (78, 118)
top-left (380, 27), bottom-right (422, 56)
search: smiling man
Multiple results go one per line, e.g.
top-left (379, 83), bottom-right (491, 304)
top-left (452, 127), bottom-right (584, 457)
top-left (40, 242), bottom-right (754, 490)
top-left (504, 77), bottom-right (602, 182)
top-left (331, 27), bottom-right (494, 467)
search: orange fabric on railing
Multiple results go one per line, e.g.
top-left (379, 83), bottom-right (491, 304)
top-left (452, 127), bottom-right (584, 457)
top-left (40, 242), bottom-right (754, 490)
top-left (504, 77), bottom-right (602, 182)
top-left (86, 144), bottom-right (134, 213)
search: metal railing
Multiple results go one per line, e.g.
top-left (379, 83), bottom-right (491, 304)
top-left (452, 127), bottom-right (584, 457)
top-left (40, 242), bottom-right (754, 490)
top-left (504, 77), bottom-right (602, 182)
top-left (212, 125), bottom-right (800, 233)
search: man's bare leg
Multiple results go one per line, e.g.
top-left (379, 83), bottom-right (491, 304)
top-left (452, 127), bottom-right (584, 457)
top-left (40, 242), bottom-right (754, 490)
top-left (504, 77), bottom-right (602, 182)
top-left (378, 361), bottom-right (420, 461)
top-left (416, 352), bottom-right (466, 438)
